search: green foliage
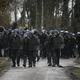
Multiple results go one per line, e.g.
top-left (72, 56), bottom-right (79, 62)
top-left (0, 12), bottom-right (11, 26)
top-left (72, 68), bottom-right (80, 80)
top-left (0, 0), bottom-right (13, 12)
top-left (72, 0), bottom-right (80, 32)
top-left (0, 0), bottom-right (13, 26)
top-left (18, 18), bottom-right (25, 27)
top-left (56, 16), bottom-right (62, 29)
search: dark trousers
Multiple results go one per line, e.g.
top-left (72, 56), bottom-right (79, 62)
top-left (0, 49), bottom-right (2, 57)
top-left (28, 51), bottom-right (36, 67)
top-left (11, 49), bottom-right (20, 66)
top-left (23, 55), bottom-right (27, 66)
top-left (52, 49), bottom-right (60, 66)
top-left (47, 52), bottom-right (51, 65)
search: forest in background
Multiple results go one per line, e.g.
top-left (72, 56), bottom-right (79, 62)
top-left (0, 0), bottom-right (80, 32)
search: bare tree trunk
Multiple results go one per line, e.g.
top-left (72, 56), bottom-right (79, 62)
top-left (23, 0), bottom-right (26, 27)
top-left (55, 0), bottom-right (59, 29)
top-left (61, 0), bottom-right (69, 30)
top-left (71, 0), bottom-right (75, 32)
top-left (35, 0), bottom-right (38, 28)
top-left (73, 0), bottom-right (80, 32)
top-left (41, 0), bottom-right (44, 29)
top-left (14, 0), bottom-right (17, 27)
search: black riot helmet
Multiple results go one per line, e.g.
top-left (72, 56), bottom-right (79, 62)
top-left (0, 26), bottom-right (4, 32)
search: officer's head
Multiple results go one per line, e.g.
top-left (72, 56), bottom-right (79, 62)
top-left (77, 32), bottom-right (80, 35)
top-left (42, 29), bottom-right (47, 34)
top-left (55, 30), bottom-right (59, 36)
top-left (49, 30), bottom-right (54, 35)
top-left (50, 30), bottom-right (59, 36)
top-left (0, 26), bottom-right (4, 32)
top-left (0, 26), bottom-right (5, 36)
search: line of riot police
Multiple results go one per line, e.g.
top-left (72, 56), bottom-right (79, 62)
top-left (0, 26), bottom-right (80, 67)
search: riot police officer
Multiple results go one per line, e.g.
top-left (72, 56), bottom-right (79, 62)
top-left (52, 30), bottom-right (63, 67)
top-left (23, 31), bottom-right (30, 67)
top-left (47, 30), bottom-right (63, 67)
top-left (27, 31), bottom-right (39, 67)
top-left (10, 30), bottom-right (21, 67)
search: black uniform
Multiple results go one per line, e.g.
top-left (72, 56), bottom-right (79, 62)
top-left (11, 34), bottom-right (21, 67)
top-left (28, 34), bottom-right (39, 67)
top-left (40, 33), bottom-right (48, 58)
top-left (76, 34), bottom-right (80, 57)
top-left (23, 36), bottom-right (29, 67)
top-left (0, 33), bottom-right (3, 57)
top-left (47, 33), bottom-right (63, 67)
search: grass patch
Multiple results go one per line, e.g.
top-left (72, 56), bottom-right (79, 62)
top-left (0, 57), bottom-right (10, 76)
top-left (0, 57), bottom-right (10, 71)
top-left (72, 67), bottom-right (80, 80)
